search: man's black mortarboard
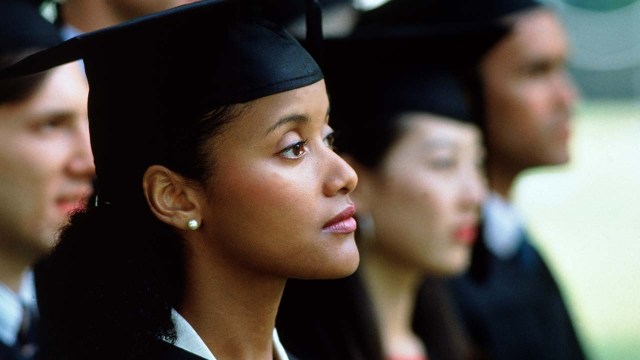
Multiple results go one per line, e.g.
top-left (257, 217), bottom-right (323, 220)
top-left (0, 0), bottom-right (324, 205)
top-left (0, 0), bottom-right (61, 54)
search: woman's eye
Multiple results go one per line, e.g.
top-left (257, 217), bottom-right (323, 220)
top-left (280, 140), bottom-right (308, 159)
top-left (323, 132), bottom-right (336, 150)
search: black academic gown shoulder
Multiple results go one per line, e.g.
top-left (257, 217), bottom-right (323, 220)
top-left (143, 341), bottom-right (208, 360)
top-left (449, 228), bottom-right (587, 360)
top-left (146, 341), bottom-right (301, 360)
top-left (0, 341), bottom-right (22, 360)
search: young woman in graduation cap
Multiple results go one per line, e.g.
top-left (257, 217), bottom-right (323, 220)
top-left (276, 28), bottom-right (504, 360)
top-left (0, 1), bottom-right (360, 359)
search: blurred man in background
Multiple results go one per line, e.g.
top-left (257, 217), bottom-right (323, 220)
top-left (449, 2), bottom-right (587, 359)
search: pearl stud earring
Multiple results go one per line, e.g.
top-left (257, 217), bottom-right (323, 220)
top-left (187, 219), bottom-right (200, 231)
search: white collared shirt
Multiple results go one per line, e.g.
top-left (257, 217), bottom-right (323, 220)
top-left (483, 192), bottom-right (526, 259)
top-left (169, 309), bottom-right (290, 360)
top-left (0, 271), bottom-right (37, 346)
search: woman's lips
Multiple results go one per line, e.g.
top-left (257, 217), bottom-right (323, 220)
top-left (323, 204), bottom-right (357, 234)
top-left (454, 224), bottom-right (478, 245)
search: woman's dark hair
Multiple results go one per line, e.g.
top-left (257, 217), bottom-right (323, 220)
top-left (278, 275), bottom-right (481, 360)
top-left (277, 276), bottom-right (384, 360)
top-left (330, 61), bottom-right (481, 171)
top-left (0, 52), bottom-right (49, 104)
top-left (38, 104), bottom-right (243, 360)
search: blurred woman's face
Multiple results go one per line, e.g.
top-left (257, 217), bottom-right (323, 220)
top-left (363, 114), bottom-right (486, 275)
top-left (196, 80), bottom-right (360, 279)
top-left (0, 63), bottom-right (94, 260)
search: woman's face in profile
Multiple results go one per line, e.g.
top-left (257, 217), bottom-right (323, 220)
top-left (196, 80), bottom-right (360, 279)
top-left (364, 114), bottom-right (486, 275)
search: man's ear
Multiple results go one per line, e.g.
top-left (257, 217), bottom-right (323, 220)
top-left (340, 154), bottom-right (375, 214)
top-left (143, 165), bottom-right (203, 231)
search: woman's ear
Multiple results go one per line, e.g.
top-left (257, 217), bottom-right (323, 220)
top-left (340, 154), bottom-right (375, 214)
top-left (143, 165), bottom-right (203, 231)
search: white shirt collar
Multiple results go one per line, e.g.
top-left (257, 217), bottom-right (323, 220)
top-left (18, 271), bottom-right (37, 311)
top-left (0, 282), bottom-right (22, 345)
top-left (60, 24), bottom-right (82, 41)
top-left (169, 309), bottom-right (290, 360)
top-left (483, 192), bottom-right (525, 259)
top-left (0, 271), bottom-right (35, 346)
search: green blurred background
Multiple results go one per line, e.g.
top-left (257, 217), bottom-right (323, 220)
top-left (514, 100), bottom-right (640, 360)
top-left (514, 1), bottom-right (640, 358)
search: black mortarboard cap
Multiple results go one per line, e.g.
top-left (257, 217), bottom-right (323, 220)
top-left (357, 0), bottom-right (542, 31)
top-left (0, 0), bottom-right (324, 204)
top-left (324, 24), bottom-right (506, 122)
top-left (0, 0), bottom-right (61, 54)
top-left (323, 26), bottom-right (505, 166)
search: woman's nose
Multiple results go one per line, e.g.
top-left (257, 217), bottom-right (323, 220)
top-left (323, 151), bottom-right (358, 197)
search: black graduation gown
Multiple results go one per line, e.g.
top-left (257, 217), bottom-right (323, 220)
top-left (145, 341), bottom-right (301, 360)
top-left (0, 341), bottom-right (24, 360)
top-left (143, 341), bottom-right (208, 360)
top-left (449, 228), bottom-right (587, 360)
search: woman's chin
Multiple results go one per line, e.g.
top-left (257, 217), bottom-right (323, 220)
top-left (296, 241), bottom-right (361, 280)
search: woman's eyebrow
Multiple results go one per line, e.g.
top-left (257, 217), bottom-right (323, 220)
top-left (265, 113), bottom-right (308, 135)
top-left (265, 106), bottom-right (331, 135)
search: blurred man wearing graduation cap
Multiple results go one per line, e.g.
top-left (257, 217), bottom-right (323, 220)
top-left (456, 4), bottom-right (584, 359)
top-left (1, 0), bottom-right (362, 359)
top-left (0, 1), bottom-right (93, 359)
top-left (359, 0), bottom-right (585, 359)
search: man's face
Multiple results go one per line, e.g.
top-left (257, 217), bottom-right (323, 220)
top-left (482, 9), bottom-right (578, 172)
top-left (0, 63), bottom-right (93, 261)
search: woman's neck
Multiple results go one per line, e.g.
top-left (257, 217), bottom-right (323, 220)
top-left (180, 247), bottom-right (286, 360)
top-left (360, 246), bottom-right (426, 358)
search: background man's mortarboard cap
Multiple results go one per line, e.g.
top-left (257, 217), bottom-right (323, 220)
top-left (0, 0), bottom-right (324, 205)
top-left (0, 0), bottom-right (62, 55)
